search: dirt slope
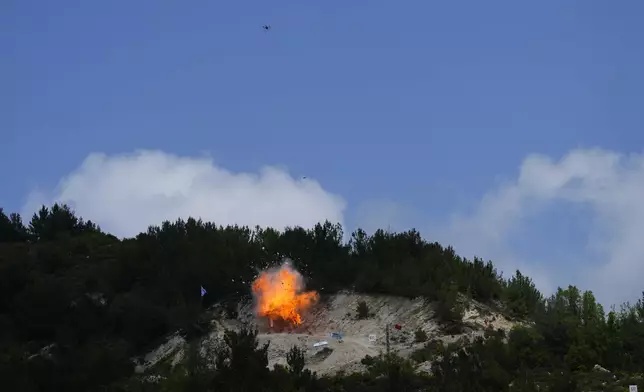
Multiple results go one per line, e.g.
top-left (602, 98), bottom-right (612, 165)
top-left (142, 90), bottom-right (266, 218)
top-left (137, 291), bottom-right (519, 375)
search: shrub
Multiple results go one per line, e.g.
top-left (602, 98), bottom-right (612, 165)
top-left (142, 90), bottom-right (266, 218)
top-left (357, 300), bottom-right (370, 319)
top-left (414, 328), bottom-right (428, 343)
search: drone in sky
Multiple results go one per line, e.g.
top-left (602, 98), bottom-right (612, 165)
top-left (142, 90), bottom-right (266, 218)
top-left (262, 25), bottom-right (271, 31)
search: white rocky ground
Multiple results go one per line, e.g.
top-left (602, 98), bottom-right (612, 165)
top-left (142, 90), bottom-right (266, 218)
top-left (136, 291), bottom-right (520, 376)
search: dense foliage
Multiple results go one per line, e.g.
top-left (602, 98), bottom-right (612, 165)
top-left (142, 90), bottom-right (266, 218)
top-left (1, 204), bottom-right (643, 391)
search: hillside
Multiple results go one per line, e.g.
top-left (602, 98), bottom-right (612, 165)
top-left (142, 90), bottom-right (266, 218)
top-left (1, 204), bottom-right (644, 391)
top-left (137, 291), bottom-right (520, 377)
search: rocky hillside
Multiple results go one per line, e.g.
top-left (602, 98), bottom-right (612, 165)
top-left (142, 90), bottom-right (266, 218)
top-left (136, 291), bottom-right (520, 376)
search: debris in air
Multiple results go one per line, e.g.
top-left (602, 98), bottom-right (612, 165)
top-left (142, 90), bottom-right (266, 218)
top-left (251, 261), bottom-right (319, 328)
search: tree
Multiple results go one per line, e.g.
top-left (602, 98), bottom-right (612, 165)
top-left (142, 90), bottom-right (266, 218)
top-left (414, 328), bottom-right (428, 343)
top-left (435, 283), bottom-right (464, 333)
top-left (212, 325), bottom-right (271, 392)
top-left (286, 346), bottom-right (305, 376)
top-left (504, 270), bottom-right (543, 318)
top-left (357, 300), bottom-right (370, 319)
top-left (0, 209), bottom-right (28, 242)
top-left (1, 203), bottom-right (644, 391)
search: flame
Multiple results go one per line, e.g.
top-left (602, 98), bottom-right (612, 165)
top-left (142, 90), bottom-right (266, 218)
top-left (251, 263), bottom-right (319, 326)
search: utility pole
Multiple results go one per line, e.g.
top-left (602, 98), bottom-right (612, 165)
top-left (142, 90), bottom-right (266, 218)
top-left (385, 323), bottom-right (390, 357)
top-left (385, 323), bottom-right (392, 387)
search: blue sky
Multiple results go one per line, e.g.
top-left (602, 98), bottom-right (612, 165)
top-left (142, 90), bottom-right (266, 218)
top-left (3, 1), bottom-right (644, 307)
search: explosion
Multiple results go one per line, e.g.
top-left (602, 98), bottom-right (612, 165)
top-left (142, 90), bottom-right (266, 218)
top-left (251, 262), bottom-right (319, 327)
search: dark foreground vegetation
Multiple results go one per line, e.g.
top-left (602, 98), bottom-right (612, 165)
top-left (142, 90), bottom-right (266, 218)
top-left (1, 204), bottom-right (643, 391)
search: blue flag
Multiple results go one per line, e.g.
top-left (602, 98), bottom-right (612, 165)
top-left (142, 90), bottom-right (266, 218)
top-left (200, 286), bottom-right (207, 297)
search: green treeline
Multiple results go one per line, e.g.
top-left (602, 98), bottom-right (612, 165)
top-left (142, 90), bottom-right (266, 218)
top-left (0, 203), bottom-right (643, 391)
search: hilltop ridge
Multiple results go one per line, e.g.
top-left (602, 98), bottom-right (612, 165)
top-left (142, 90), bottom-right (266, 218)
top-left (1, 203), bottom-right (644, 391)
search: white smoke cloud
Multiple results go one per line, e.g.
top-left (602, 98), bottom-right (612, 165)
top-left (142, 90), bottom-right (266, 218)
top-left (22, 150), bottom-right (346, 238)
top-left (21, 147), bottom-right (644, 307)
top-left (438, 148), bottom-right (644, 307)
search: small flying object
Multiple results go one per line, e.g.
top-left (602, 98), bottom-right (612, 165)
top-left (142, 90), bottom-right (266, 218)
top-left (262, 25), bottom-right (271, 31)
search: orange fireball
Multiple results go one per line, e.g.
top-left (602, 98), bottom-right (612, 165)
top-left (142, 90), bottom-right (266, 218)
top-left (251, 263), bottom-right (319, 326)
